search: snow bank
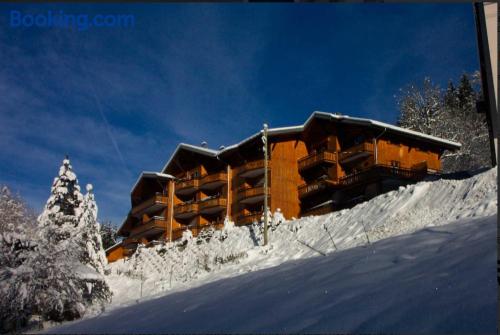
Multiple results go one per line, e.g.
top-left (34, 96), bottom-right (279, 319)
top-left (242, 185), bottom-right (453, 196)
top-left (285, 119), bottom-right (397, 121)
top-left (103, 168), bottom-right (496, 308)
top-left (47, 214), bottom-right (497, 334)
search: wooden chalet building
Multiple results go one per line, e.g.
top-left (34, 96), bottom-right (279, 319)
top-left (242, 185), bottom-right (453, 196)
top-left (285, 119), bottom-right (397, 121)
top-left (107, 111), bottom-right (460, 262)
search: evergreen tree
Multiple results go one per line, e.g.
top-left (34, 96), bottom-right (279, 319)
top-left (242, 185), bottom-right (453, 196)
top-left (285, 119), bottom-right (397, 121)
top-left (1, 158), bottom-right (113, 331)
top-left (37, 156), bottom-right (83, 243)
top-left (457, 73), bottom-right (474, 109)
top-left (444, 81), bottom-right (459, 111)
top-left (34, 157), bottom-right (110, 324)
top-left (77, 184), bottom-right (108, 275)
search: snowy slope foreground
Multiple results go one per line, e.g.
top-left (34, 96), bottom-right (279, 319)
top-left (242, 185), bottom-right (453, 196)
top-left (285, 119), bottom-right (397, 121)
top-left (104, 168), bottom-right (496, 308)
top-left (48, 214), bottom-right (497, 334)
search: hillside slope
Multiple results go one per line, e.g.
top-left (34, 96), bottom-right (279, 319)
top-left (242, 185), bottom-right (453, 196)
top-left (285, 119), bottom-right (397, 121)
top-left (48, 214), bottom-right (497, 334)
top-left (104, 168), bottom-right (496, 308)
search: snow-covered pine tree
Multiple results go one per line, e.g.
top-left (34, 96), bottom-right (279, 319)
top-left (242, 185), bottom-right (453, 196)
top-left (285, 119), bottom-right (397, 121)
top-left (77, 184), bottom-right (108, 275)
top-left (37, 156), bottom-right (83, 244)
top-left (34, 157), bottom-right (110, 323)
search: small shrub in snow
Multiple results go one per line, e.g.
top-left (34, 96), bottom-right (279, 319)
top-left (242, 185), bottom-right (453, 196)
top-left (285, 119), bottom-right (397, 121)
top-left (271, 208), bottom-right (285, 230)
top-left (197, 225), bottom-right (216, 243)
top-left (111, 219), bottom-right (254, 290)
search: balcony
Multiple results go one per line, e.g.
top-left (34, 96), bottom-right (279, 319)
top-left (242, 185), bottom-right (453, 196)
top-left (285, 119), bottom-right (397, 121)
top-left (298, 179), bottom-right (337, 199)
top-left (174, 202), bottom-right (199, 220)
top-left (175, 178), bottom-right (200, 196)
top-left (199, 197), bottom-right (227, 215)
top-left (237, 185), bottom-right (270, 204)
top-left (300, 202), bottom-right (336, 217)
top-left (200, 172), bottom-right (227, 191)
top-left (236, 212), bottom-right (262, 226)
top-left (129, 216), bottom-right (168, 238)
top-left (298, 151), bottom-right (336, 174)
top-left (339, 142), bottom-right (374, 164)
top-left (131, 193), bottom-right (168, 218)
top-left (338, 164), bottom-right (427, 187)
top-left (237, 160), bottom-right (271, 178)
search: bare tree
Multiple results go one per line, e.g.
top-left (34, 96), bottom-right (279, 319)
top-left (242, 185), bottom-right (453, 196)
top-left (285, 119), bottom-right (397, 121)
top-left (397, 74), bottom-right (491, 172)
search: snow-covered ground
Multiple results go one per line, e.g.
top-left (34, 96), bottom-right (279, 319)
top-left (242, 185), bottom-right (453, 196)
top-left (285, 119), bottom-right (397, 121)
top-left (46, 168), bottom-right (497, 333)
top-left (47, 215), bottom-right (497, 333)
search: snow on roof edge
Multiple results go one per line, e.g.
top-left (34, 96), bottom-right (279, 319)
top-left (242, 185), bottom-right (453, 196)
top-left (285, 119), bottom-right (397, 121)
top-left (160, 112), bottom-right (460, 174)
top-left (218, 125), bottom-right (303, 156)
top-left (310, 111), bottom-right (461, 149)
top-left (105, 241), bottom-right (122, 253)
top-left (130, 171), bottom-right (174, 196)
top-left (161, 143), bottom-right (219, 174)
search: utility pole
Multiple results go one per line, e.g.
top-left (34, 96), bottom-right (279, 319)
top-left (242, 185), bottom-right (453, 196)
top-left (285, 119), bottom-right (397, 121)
top-left (262, 123), bottom-right (269, 246)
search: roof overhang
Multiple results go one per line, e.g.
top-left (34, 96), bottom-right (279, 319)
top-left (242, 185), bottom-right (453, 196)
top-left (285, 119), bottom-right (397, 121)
top-left (218, 125), bottom-right (303, 157)
top-left (105, 242), bottom-right (123, 254)
top-left (304, 111), bottom-right (462, 150)
top-left (161, 143), bottom-right (218, 174)
top-left (130, 171), bottom-right (174, 196)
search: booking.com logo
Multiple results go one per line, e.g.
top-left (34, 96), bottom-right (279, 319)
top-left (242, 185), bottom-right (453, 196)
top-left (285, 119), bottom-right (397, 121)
top-left (9, 10), bottom-right (135, 31)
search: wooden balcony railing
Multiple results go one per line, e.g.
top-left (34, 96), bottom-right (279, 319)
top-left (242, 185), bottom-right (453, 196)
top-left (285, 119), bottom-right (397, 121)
top-left (297, 164), bottom-right (427, 199)
top-left (298, 179), bottom-right (337, 199)
top-left (301, 202), bottom-right (336, 217)
top-left (175, 178), bottom-right (200, 194)
top-left (237, 186), bottom-right (270, 202)
top-left (174, 202), bottom-right (199, 218)
top-left (199, 197), bottom-right (227, 211)
top-left (200, 172), bottom-right (227, 188)
top-left (236, 212), bottom-right (262, 226)
top-left (130, 216), bottom-right (167, 237)
top-left (131, 194), bottom-right (168, 217)
top-left (339, 142), bottom-right (374, 163)
top-left (339, 164), bottom-right (427, 187)
top-left (298, 151), bottom-right (336, 172)
top-left (237, 160), bottom-right (271, 177)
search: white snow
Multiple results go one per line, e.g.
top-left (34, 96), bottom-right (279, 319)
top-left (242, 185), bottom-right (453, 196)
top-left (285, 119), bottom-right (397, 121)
top-left (218, 111), bottom-right (461, 156)
top-left (44, 168), bottom-right (497, 333)
top-left (46, 215), bottom-right (497, 334)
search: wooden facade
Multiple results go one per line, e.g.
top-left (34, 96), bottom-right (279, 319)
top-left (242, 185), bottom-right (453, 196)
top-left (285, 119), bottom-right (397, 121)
top-left (107, 112), bottom-right (460, 262)
top-left (106, 243), bottom-right (126, 263)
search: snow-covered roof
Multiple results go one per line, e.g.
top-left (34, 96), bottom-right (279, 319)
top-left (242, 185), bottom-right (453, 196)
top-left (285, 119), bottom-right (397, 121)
top-left (218, 112), bottom-right (460, 155)
top-left (105, 241), bottom-right (123, 253)
top-left (161, 143), bottom-right (219, 174)
top-left (130, 171), bottom-right (174, 195)
top-left (304, 111), bottom-right (462, 149)
top-left (218, 125), bottom-right (303, 155)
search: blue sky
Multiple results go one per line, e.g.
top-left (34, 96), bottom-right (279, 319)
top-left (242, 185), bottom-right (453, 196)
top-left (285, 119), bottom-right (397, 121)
top-left (0, 3), bottom-right (479, 226)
